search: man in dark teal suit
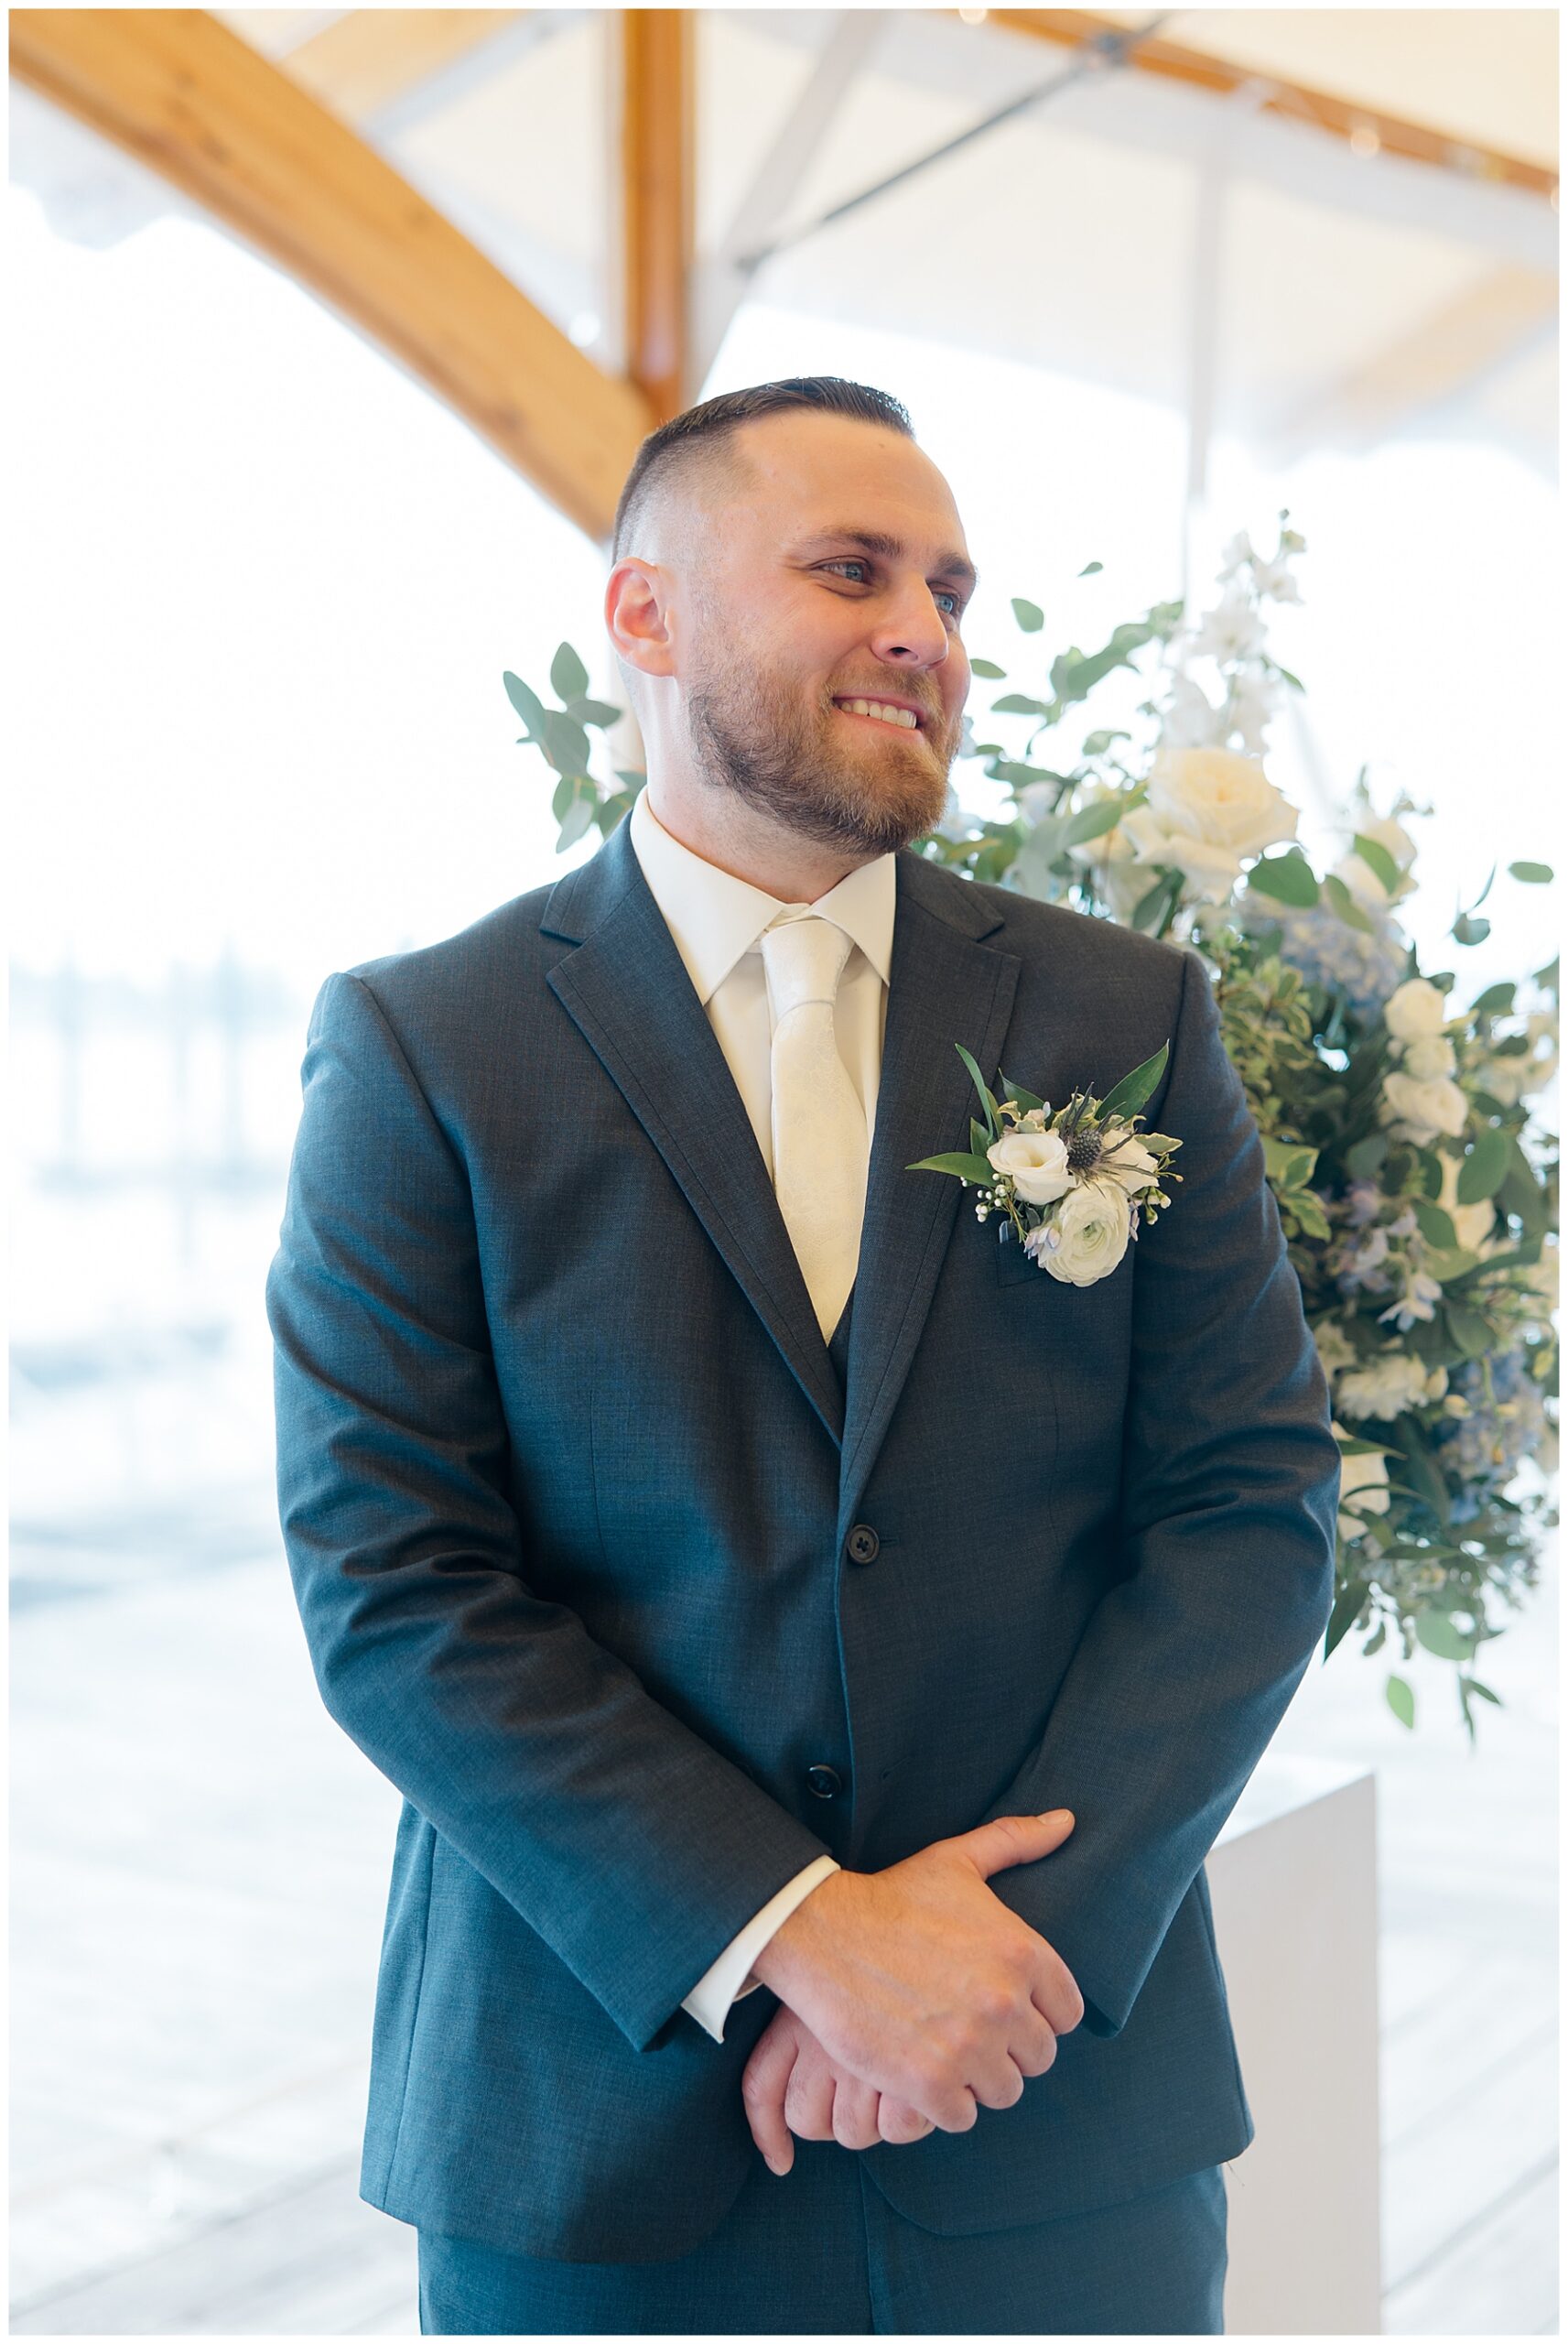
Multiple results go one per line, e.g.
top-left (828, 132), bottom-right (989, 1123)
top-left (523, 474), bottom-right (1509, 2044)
top-left (267, 376), bottom-right (1339, 2332)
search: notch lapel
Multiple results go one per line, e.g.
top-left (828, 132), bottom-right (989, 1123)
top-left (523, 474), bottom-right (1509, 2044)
top-left (542, 819), bottom-right (844, 1447)
top-left (837, 852), bottom-right (1021, 1543)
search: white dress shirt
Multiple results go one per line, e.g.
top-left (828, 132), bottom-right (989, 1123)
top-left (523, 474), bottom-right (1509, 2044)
top-left (627, 782), bottom-right (898, 2043)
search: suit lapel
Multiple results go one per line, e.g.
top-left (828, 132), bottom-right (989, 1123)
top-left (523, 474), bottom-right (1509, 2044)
top-left (836, 852), bottom-right (1020, 1540)
top-left (542, 818), bottom-right (845, 1446)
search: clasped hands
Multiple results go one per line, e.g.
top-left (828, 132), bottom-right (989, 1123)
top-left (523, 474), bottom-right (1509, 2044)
top-left (741, 1809), bottom-right (1084, 2177)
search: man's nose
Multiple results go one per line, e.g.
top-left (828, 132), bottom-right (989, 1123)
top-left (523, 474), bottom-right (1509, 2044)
top-left (867, 588), bottom-right (952, 667)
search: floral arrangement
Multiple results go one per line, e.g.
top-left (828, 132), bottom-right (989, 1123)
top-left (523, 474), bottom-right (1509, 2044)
top-left (503, 516), bottom-right (1558, 1739)
top-left (908, 1042), bottom-right (1182, 1287)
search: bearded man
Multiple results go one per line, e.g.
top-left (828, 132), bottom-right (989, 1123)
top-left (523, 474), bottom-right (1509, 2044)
top-left (267, 374), bottom-right (1339, 2334)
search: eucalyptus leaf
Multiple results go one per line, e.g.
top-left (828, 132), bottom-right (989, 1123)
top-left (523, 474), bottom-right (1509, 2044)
top-left (1011, 598), bottom-right (1044, 633)
top-left (573, 698), bottom-right (624, 730)
top-left (1063, 796), bottom-right (1127, 849)
top-left (1452, 913), bottom-right (1490, 947)
top-left (554, 796), bottom-right (595, 853)
top-left (969, 657), bottom-right (1007, 678)
top-left (549, 642), bottom-right (590, 702)
top-left (1415, 1610), bottom-right (1474, 1663)
top-left (1385, 1675), bottom-right (1416, 1729)
top-left (1323, 872), bottom-right (1373, 933)
top-left (1470, 981), bottom-right (1517, 1017)
top-left (991, 693), bottom-right (1051, 717)
top-left (1324, 1580), bottom-right (1368, 1661)
top-left (503, 669), bottom-right (546, 734)
top-left (1411, 1200), bottom-right (1457, 1251)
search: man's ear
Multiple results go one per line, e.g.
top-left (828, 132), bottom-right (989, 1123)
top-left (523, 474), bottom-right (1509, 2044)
top-left (605, 557), bottom-right (677, 686)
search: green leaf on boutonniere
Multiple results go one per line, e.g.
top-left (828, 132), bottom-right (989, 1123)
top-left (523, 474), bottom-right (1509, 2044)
top-left (906, 1151), bottom-right (998, 1184)
top-left (1000, 1072), bottom-right (1047, 1115)
top-left (954, 1044), bottom-right (1002, 1137)
top-left (970, 1118), bottom-right (994, 1163)
top-left (1097, 1042), bottom-right (1169, 1125)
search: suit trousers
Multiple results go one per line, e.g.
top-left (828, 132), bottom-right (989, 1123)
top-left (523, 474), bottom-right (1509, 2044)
top-left (416, 2145), bottom-right (1228, 2334)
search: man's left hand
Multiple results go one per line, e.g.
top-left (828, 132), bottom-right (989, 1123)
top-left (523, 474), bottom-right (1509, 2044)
top-left (741, 2003), bottom-right (935, 2174)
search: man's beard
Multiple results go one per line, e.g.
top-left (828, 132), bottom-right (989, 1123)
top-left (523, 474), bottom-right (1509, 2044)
top-left (683, 650), bottom-right (956, 859)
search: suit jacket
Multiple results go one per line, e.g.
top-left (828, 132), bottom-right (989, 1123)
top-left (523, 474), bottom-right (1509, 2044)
top-left (265, 809), bottom-right (1340, 2263)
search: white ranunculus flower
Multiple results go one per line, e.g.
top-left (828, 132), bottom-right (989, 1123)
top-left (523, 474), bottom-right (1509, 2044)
top-left (1144, 745), bottom-right (1299, 860)
top-left (1378, 1070), bottom-right (1468, 1145)
top-left (1401, 1033), bottom-right (1456, 1082)
top-left (1384, 977), bottom-right (1448, 1042)
top-left (987, 1129), bottom-right (1072, 1208)
top-left (1337, 1351), bottom-right (1432, 1422)
top-left (1435, 1151), bottom-right (1497, 1254)
top-left (1333, 1420), bottom-right (1390, 1542)
top-left (1096, 1134), bottom-right (1161, 1196)
top-left (1029, 1178), bottom-right (1132, 1286)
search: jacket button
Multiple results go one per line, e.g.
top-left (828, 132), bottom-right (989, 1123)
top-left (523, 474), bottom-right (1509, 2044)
top-left (806, 1764), bottom-right (843, 1800)
top-left (846, 1524), bottom-right (880, 1565)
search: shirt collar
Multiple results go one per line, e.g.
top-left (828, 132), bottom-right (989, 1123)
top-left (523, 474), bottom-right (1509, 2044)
top-left (629, 784), bottom-right (896, 1007)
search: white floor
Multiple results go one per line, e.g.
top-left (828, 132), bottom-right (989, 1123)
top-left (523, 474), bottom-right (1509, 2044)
top-left (9, 1487), bottom-right (1557, 2334)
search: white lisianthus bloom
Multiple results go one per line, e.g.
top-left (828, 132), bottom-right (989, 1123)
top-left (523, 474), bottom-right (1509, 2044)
top-left (1144, 745), bottom-right (1299, 862)
top-left (1384, 977), bottom-right (1448, 1042)
top-left (987, 1129), bottom-right (1072, 1207)
top-left (1401, 1033), bottom-right (1457, 1081)
top-left (1337, 1351), bottom-right (1433, 1421)
top-left (1159, 674), bottom-right (1223, 750)
top-left (1314, 1320), bottom-right (1357, 1379)
top-left (1028, 1178), bottom-right (1131, 1286)
top-left (1188, 583), bottom-right (1268, 665)
top-left (1379, 1070), bottom-right (1468, 1145)
top-left (1435, 1151), bottom-right (1497, 1253)
top-left (1096, 1134), bottom-right (1161, 1196)
top-left (1333, 1420), bottom-right (1390, 1542)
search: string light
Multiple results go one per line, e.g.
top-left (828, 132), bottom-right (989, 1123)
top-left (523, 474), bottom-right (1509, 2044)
top-left (1348, 119), bottom-right (1380, 158)
top-left (957, 6), bottom-right (989, 21)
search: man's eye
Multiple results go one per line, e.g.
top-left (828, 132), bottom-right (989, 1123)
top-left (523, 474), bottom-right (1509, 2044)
top-left (820, 559), bottom-right (963, 617)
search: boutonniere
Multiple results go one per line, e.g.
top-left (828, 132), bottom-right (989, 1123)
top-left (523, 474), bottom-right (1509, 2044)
top-left (907, 1044), bottom-right (1184, 1286)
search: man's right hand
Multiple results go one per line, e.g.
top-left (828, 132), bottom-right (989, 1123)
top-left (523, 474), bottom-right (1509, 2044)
top-left (749, 1810), bottom-right (1084, 2137)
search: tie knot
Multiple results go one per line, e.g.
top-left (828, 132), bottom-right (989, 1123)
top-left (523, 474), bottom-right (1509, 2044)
top-left (761, 914), bottom-right (853, 1020)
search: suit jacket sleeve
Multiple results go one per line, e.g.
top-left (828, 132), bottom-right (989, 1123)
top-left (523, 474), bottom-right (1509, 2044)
top-left (979, 943), bottom-right (1340, 2037)
top-left (681, 1856), bottom-right (841, 2042)
top-left (265, 971), bottom-right (835, 2055)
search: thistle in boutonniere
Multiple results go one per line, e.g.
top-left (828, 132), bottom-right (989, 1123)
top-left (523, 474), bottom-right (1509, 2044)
top-left (907, 1043), bottom-right (1183, 1286)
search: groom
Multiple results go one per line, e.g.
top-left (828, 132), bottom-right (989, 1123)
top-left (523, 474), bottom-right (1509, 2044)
top-left (267, 374), bottom-right (1340, 2333)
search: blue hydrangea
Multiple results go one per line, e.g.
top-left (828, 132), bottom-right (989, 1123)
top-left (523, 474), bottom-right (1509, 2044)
top-left (1238, 895), bottom-right (1408, 1022)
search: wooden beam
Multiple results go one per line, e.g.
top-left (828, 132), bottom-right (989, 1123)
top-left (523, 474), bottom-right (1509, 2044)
top-left (1261, 264), bottom-right (1559, 462)
top-left (280, 9), bottom-right (527, 125)
top-left (968, 11), bottom-right (1558, 201)
top-left (9, 9), bottom-right (654, 542)
top-left (691, 9), bottom-right (886, 386)
top-left (618, 9), bottom-right (694, 425)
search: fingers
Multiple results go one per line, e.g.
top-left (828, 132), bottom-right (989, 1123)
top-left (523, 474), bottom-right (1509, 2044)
top-left (784, 2040), bottom-right (838, 2145)
top-left (740, 2013), bottom-right (800, 2176)
top-left (954, 1809), bottom-right (1075, 1881)
top-left (878, 2093), bottom-right (935, 2147)
top-left (830, 2072), bottom-right (882, 2153)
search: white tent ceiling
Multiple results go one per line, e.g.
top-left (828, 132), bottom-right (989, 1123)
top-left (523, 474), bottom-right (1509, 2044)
top-left (12, 9), bottom-right (1558, 486)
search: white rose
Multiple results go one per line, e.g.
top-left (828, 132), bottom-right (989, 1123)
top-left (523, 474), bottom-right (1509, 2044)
top-left (1337, 1352), bottom-right (1432, 1421)
top-left (1401, 1034), bottom-right (1456, 1081)
top-left (1333, 1420), bottom-right (1390, 1542)
top-left (1029, 1178), bottom-right (1131, 1286)
top-left (1096, 1134), bottom-right (1161, 1196)
top-left (1144, 745), bottom-right (1299, 861)
top-left (987, 1129), bottom-right (1072, 1208)
top-left (1378, 1070), bottom-right (1468, 1145)
top-left (1435, 1151), bottom-right (1497, 1253)
top-left (1384, 978), bottom-right (1448, 1042)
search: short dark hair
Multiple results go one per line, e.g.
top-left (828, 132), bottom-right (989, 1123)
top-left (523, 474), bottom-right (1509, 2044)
top-left (610, 376), bottom-right (914, 562)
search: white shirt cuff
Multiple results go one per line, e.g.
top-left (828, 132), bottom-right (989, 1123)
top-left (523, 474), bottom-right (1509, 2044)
top-left (681, 1855), bottom-right (841, 2043)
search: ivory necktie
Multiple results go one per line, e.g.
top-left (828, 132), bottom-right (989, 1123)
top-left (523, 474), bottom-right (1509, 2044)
top-left (759, 911), bottom-right (870, 1342)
